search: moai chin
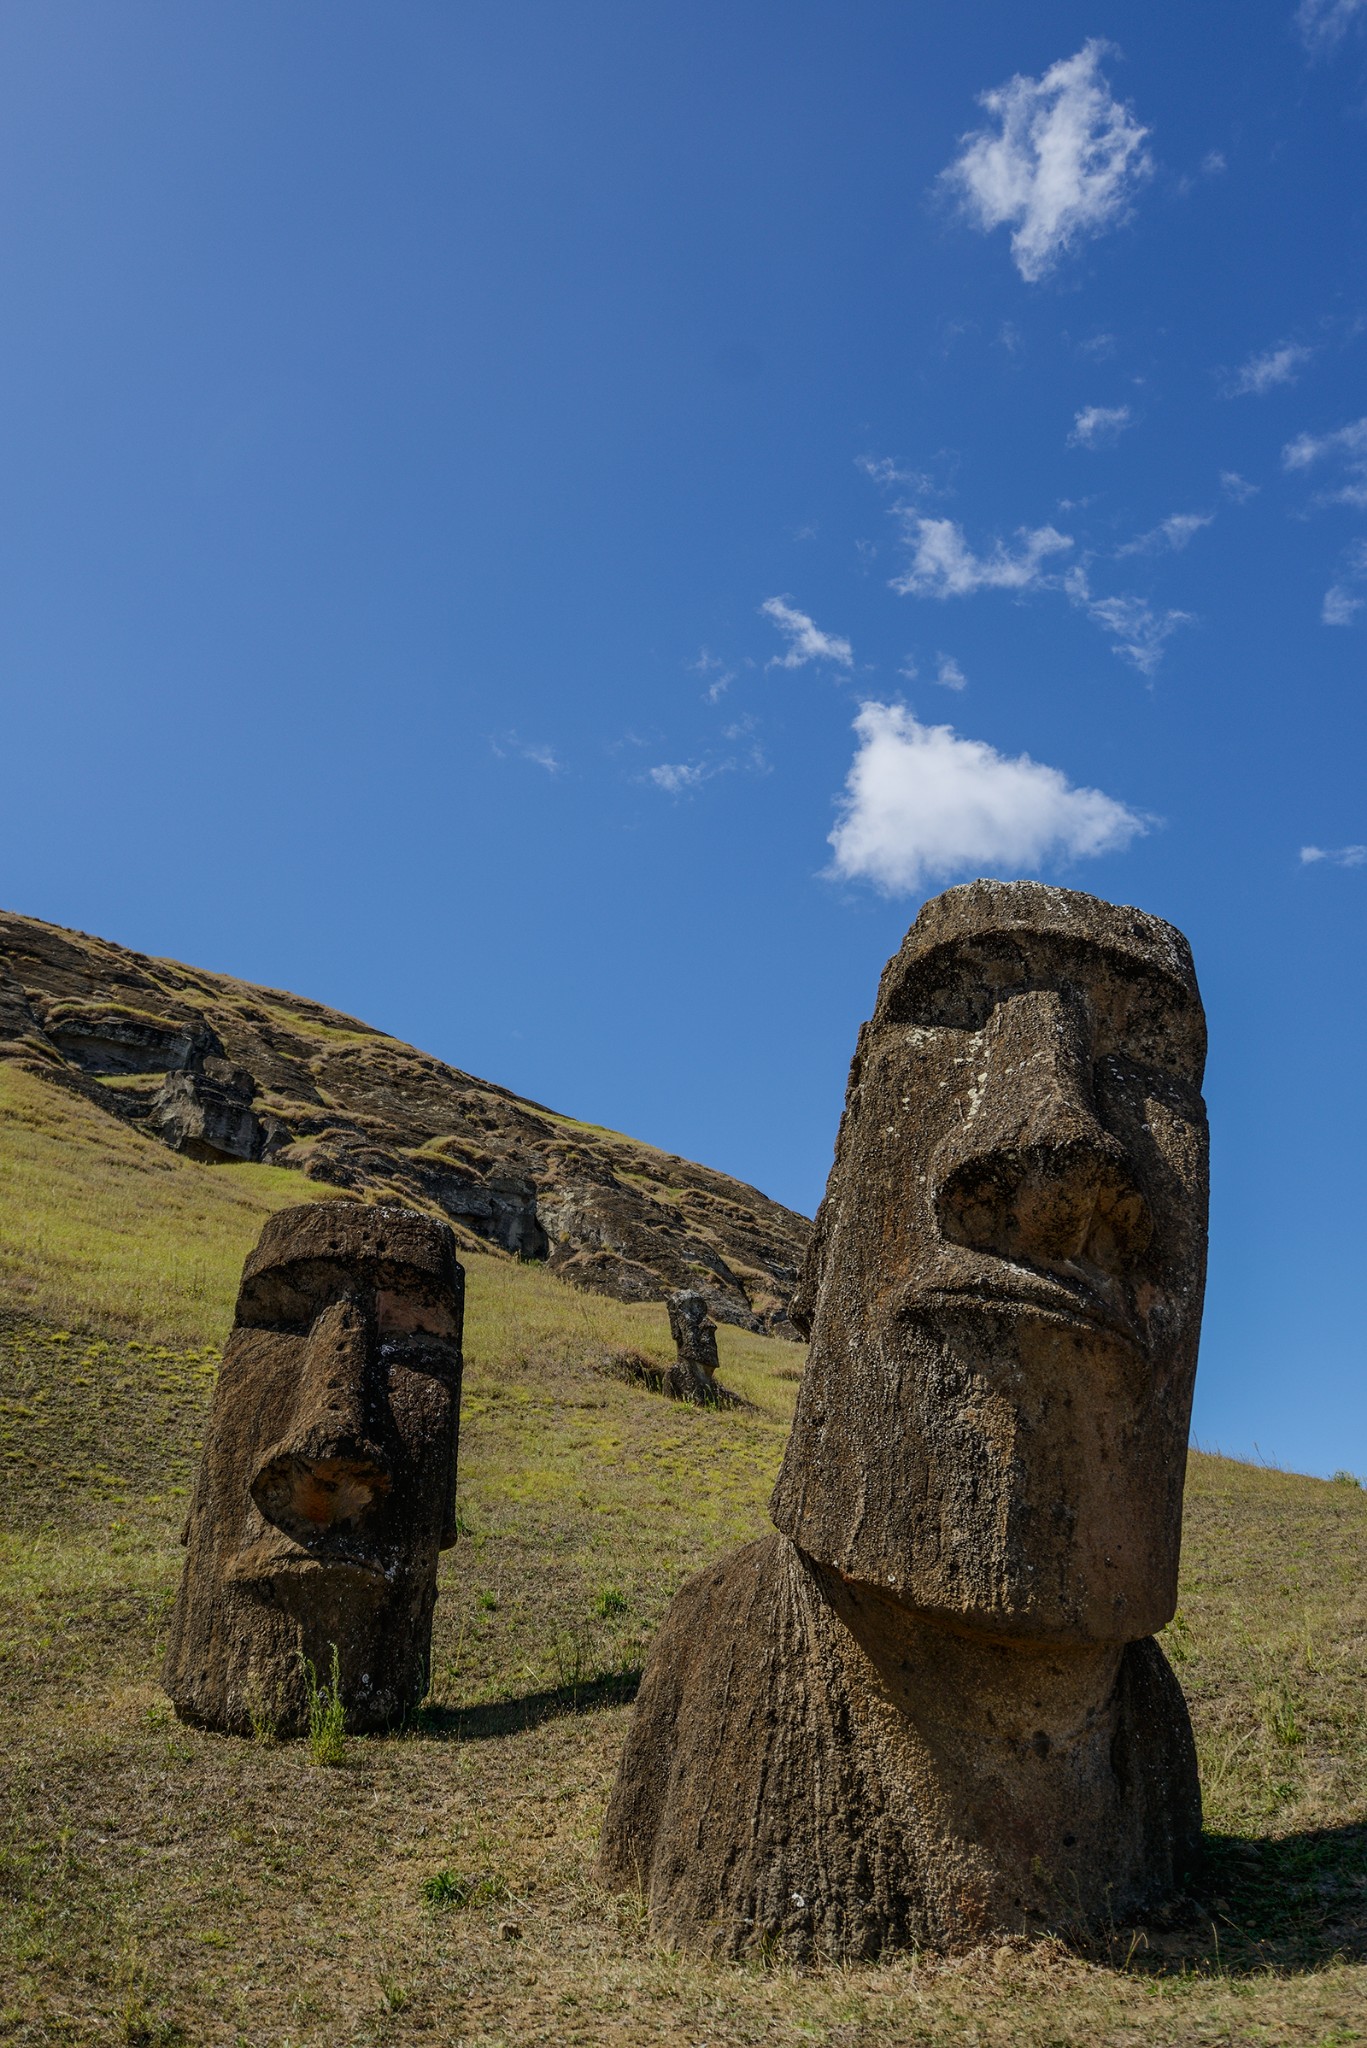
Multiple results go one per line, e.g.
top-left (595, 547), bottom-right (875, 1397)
top-left (599, 880), bottom-right (1209, 1957)
top-left (163, 1202), bottom-right (464, 1735)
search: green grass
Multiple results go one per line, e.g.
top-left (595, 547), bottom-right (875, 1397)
top-left (301, 1644), bottom-right (348, 1768)
top-left (0, 1063), bottom-right (339, 1345)
top-left (1, 1057), bottom-right (1365, 2045)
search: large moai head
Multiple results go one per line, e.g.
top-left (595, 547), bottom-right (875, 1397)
top-left (771, 880), bottom-right (1208, 1645)
top-left (164, 1202), bottom-right (464, 1734)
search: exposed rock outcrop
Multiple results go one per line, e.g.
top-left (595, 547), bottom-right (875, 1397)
top-left (146, 1058), bottom-right (267, 1164)
top-left (0, 909), bottom-right (807, 1331)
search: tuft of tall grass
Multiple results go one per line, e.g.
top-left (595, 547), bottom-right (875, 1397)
top-left (299, 1644), bottom-right (347, 1767)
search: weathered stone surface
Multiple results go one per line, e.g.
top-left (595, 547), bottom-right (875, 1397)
top-left (0, 908), bottom-right (808, 1331)
top-left (47, 1003), bottom-right (221, 1076)
top-left (601, 880), bottom-right (1209, 1954)
top-left (667, 1289), bottom-right (721, 1377)
top-left (0, 955), bottom-right (56, 1058)
top-left (163, 1202), bottom-right (465, 1735)
top-left (146, 1060), bottom-right (266, 1163)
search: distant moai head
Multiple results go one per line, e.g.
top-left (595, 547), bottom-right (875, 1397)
top-left (667, 1289), bottom-right (721, 1377)
top-left (772, 880), bottom-right (1208, 1645)
top-left (163, 1202), bottom-right (464, 1734)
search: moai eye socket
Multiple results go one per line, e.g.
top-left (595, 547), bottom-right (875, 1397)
top-left (375, 1287), bottom-right (460, 1339)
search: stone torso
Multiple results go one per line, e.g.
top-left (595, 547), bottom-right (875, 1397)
top-left (601, 1532), bottom-right (1200, 1959)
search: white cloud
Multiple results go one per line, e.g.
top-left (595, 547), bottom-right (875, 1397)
top-left (940, 41), bottom-right (1152, 283)
top-left (1201, 150), bottom-right (1228, 175)
top-left (892, 514), bottom-right (1188, 671)
top-left (648, 761), bottom-right (709, 794)
top-left (1116, 511), bottom-right (1213, 557)
top-left (1283, 417), bottom-right (1367, 506)
top-left (1063, 567), bottom-right (1194, 674)
top-left (1296, 0), bottom-right (1367, 51)
top-left (1221, 470), bottom-right (1259, 502)
top-left (892, 516), bottom-right (1073, 597)
top-left (1224, 342), bottom-right (1313, 397)
top-left (1301, 842), bottom-right (1367, 865)
top-left (856, 453), bottom-right (932, 494)
top-left (935, 654), bottom-right (968, 691)
top-left (491, 732), bottom-right (561, 772)
top-left (1323, 586), bottom-right (1363, 624)
top-left (761, 595), bottom-right (853, 670)
top-left (828, 702), bottom-right (1145, 895)
top-left (689, 648), bottom-right (736, 703)
top-left (1069, 403), bottom-right (1133, 448)
top-left (1321, 539), bottom-right (1367, 623)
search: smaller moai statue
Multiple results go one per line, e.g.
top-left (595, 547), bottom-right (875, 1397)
top-left (163, 1202), bottom-right (464, 1734)
top-left (666, 1288), bottom-right (724, 1401)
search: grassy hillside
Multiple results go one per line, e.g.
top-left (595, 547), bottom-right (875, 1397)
top-left (1, 1063), bottom-right (1365, 2046)
top-left (0, 908), bottom-right (811, 1335)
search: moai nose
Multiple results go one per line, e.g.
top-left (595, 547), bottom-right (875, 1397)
top-left (932, 988), bottom-right (1152, 1274)
top-left (250, 1296), bottom-right (392, 1538)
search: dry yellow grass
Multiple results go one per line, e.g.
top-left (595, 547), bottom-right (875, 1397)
top-left (1, 1060), bottom-right (1365, 2046)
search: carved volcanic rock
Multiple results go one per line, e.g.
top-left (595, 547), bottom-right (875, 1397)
top-left (0, 909), bottom-right (807, 1331)
top-left (164, 1202), bottom-right (466, 1735)
top-left (601, 880), bottom-right (1209, 1954)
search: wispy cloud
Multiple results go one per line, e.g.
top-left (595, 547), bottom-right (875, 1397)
top-left (855, 453), bottom-right (933, 494)
top-left (1069, 403), bottom-right (1133, 449)
top-left (1322, 587), bottom-right (1363, 625)
top-left (1064, 568), bottom-right (1194, 673)
top-left (1321, 539), bottom-right (1367, 623)
top-left (1115, 511), bottom-right (1213, 557)
top-left (827, 702), bottom-right (1145, 894)
top-left (890, 511), bottom-right (1189, 671)
top-left (491, 732), bottom-right (562, 772)
top-left (1283, 416), bottom-right (1367, 506)
top-left (1221, 470), bottom-right (1259, 502)
top-left (892, 517), bottom-right (1073, 597)
top-left (934, 654), bottom-right (968, 691)
top-left (940, 40), bottom-right (1152, 283)
top-left (648, 761), bottom-right (709, 794)
top-left (689, 648), bottom-right (736, 703)
top-left (1296, 0), bottom-right (1367, 52)
top-left (1224, 342), bottom-right (1313, 397)
top-left (648, 725), bottom-right (769, 795)
top-left (1301, 842), bottom-right (1367, 865)
top-left (761, 595), bottom-right (853, 670)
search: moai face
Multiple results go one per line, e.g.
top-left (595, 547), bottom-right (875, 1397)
top-left (163, 1203), bottom-right (464, 1733)
top-left (771, 881), bottom-right (1208, 1644)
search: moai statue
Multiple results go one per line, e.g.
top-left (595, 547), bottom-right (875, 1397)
top-left (164, 1202), bottom-right (464, 1734)
top-left (600, 881), bottom-right (1209, 1956)
top-left (666, 1289), bottom-right (724, 1402)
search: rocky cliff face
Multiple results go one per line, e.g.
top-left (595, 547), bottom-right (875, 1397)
top-left (0, 911), bottom-right (808, 1334)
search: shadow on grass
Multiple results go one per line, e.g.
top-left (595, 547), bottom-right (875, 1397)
top-left (409, 1668), bottom-right (641, 1742)
top-left (1084, 1824), bottom-right (1367, 1977)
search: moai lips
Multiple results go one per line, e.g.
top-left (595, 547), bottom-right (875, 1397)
top-left (600, 882), bottom-right (1209, 1957)
top-left (163, 1202), bottom-right (464, 1735)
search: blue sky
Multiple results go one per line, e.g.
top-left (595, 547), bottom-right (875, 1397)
top-left (1, 2), bottom-right (1364, 1476)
